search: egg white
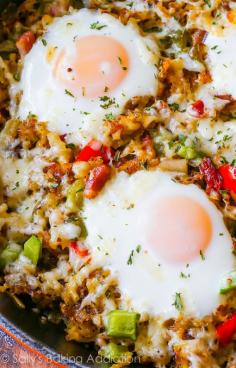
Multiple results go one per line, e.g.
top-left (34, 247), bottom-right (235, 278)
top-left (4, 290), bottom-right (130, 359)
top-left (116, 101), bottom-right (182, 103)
top-left (204, 24), bottom-right (236, 99)
top-left (15, 9), bottom-right (159, 144)
top-left (82, 169), bottom-right (234, 318)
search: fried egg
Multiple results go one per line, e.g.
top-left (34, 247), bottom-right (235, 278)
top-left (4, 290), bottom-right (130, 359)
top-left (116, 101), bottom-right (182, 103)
top-left (16, 9), bottom-right (158, 143)
top-left (83, 170), bottom-right (234, 317)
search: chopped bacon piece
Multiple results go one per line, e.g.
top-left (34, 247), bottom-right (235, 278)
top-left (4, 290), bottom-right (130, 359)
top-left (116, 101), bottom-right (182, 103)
top-left (215, 94), bottom-right (234, 102)
top-left (192, 29), bottom-right (208, 45)
top-left (142, 134), bottom-right (156, 160)
top-left (44, 162), bottom-right (71, 182)
top-left (101, 145), bottom-right (114, 164)
top-left (216, 314), bottom-right (236, 346)
top-left (190, 100), bottom-right (205, 117)
top-left (116, 158), bottom-right (140, 175)
top-left (199, 158), bottom-right (223, 193)
top-left (70, 241), bottom-right (89, 257)
top-left (16, 31), bottom-right (36, 57)
top-left (60, 134), bottom-right (67, 142)
top-left (44, 163), bottom-right (64, 182)
top-left (84, 164), bottom-right (111, 199)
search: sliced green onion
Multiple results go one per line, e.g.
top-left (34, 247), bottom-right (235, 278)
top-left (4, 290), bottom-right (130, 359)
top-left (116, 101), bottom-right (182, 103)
top-left (0, 243), bottom-right (22, 269)
top-left (66, 216), bottom-right (87, 239)
top-left (66, 179), bottom-right (84, 212)
top-left (220, 270), bottom-right (236, 294)
top-left (76, 217), bottom-right (87, 238)
top-left (99, 343), bottom-right (128, 361)
top-left (177, 146), bottom-right (198, 160)
top-left (23, 235), bottom-right (42, 265)
top-left (107, 310), bottom-right (140, 340)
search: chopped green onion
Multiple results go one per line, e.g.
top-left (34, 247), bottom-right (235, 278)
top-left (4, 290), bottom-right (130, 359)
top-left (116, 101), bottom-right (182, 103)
top-left (0, 243), bottom-right (22, 269)
top-left (66, 215), bottom-right (87, 238)
top-left (66, 179), bottom-right (84, 212)
top-left (23, 235), bottom-right (42, 265)
top-left (107, 310), bottom-right (140, 340)
top-left (177, 146), bottom-right (198, 160)
top-left (172, 292), bottom-right (184, 311)
top-left (75, 217), bottom-right (87, 239)
top-left (220, 270), bottom-right (236, 294)
top-left (99, 343), bottom-right (128, 361)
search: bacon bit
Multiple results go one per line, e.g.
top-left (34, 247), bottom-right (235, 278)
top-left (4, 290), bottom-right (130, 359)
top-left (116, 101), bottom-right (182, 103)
top-left (101, 145), bottom-right (115, 164)
top-left (216, 314), bottom-right (236, 346)
top-left (84, 164), bottom-right (111, 199)
top-left (227, 9), bottom-right (236, 24)
top-left (198, 70), bottom-right (212, 84)
top-left (192, 29), bottom-right (208, 45)
top-left (16, 31), bottom-right (36, 57)
top-left (44, 163), bottom-right (63, 182)
top-left (215, 94), bottom-right (234, 102)
top-left (60, 134), bottom-right (67, 142)
top-left (142, 134), bottom-right (156, 160)
top-left (70, 241), bottom-right (89, 257)
top-left (190, 100), bottom-right (205, 117)
top-left (117, 158), bottom-right (140, 175)
top-left (199, 157), bottom-right (223, 193)
top-left (44, 162), bottom-right (71, 182)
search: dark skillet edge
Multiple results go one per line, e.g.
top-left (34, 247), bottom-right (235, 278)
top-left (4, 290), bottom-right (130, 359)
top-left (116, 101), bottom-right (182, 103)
top-left (0, 293), bottom-right (97, 368)
top-left (0, 314), bottom-right (82, 368)
top-left (0, 1), bottom-right (93, 367)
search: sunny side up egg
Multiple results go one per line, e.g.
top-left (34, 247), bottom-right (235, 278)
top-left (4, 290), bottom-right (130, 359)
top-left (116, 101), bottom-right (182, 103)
top-left (15, 9), bottom-right (159, 143)
top-left (82, 170), bottom-right (234, 318)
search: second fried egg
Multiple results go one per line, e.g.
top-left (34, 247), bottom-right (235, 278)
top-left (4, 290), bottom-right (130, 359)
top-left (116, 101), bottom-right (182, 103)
top-left (83, 169), bottom-right (234, 318)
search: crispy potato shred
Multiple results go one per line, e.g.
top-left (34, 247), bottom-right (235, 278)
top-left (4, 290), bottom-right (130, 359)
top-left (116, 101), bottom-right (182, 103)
top-left (0, 0), bottom-right (235, 367)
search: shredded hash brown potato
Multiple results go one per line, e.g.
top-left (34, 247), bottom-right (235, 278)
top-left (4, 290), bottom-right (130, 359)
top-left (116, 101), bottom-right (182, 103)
top-left (0, 0), bottom-right (235, 367)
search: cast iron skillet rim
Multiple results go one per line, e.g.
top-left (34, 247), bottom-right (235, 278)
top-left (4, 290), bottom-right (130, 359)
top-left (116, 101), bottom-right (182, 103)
top-left (0, 314), bottom-right (81, 367)
top-left (0, 1), bottom-right (91, 367)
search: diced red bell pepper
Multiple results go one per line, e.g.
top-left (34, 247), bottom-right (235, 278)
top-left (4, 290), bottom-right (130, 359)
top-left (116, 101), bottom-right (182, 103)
top-left (216, 314), bottom-right (236, 346)
top-left (190, 100), bottom-right (205, 117)
top-left (219, 165), bottom-right (236, 192)
top-left (199, 157), bottom-right (223, 193)
top-left (84, 164), bottom-right (111, 199)
top-left (76, 140), bottom-right (102, 162)
top-left (75, 139), bottom-right (113, 164)
top-left (16, 31), bottom-right (36, 57)
top-left (70, 241), bottom-right (89, 257)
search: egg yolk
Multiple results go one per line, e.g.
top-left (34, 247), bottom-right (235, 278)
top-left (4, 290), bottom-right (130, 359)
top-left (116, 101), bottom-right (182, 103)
top-left (53, 35), bottom-right (129, 98)
top-left (147, 196), bottom-right (212, 263)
